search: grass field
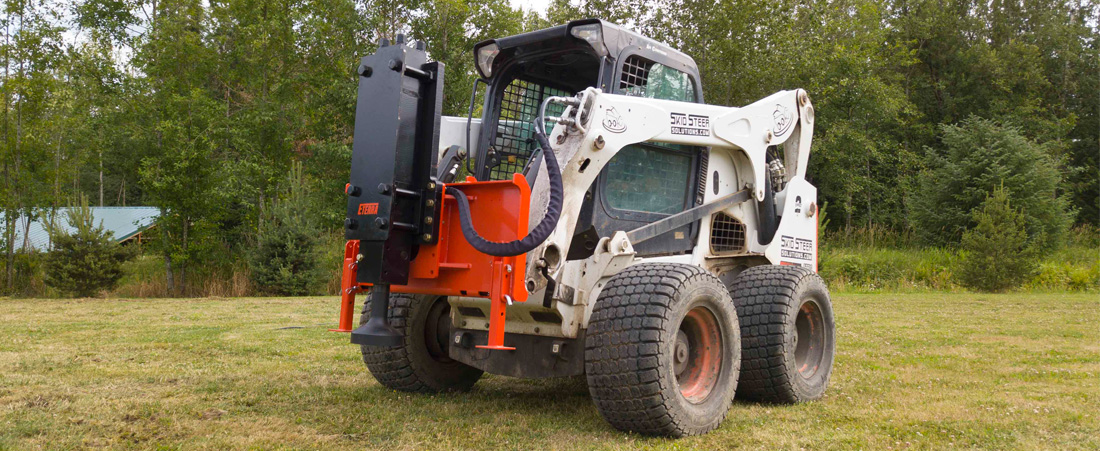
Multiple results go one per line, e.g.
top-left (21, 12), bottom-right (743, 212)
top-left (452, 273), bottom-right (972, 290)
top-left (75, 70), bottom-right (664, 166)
top-left (1, 293), bottom-right (1097, 449)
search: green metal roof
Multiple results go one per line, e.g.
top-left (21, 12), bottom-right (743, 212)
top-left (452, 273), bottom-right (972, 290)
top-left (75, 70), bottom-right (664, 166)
top-left (0, 207), bottom-right (159, 252)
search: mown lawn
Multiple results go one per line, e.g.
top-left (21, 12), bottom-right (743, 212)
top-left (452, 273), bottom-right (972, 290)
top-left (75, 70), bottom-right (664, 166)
top-left (1, 292), bottom-right (1097, 449)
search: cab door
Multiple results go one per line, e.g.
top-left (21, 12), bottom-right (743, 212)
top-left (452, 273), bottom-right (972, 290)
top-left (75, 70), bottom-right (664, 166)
top-left (588, 53), bottom-right (706, 257)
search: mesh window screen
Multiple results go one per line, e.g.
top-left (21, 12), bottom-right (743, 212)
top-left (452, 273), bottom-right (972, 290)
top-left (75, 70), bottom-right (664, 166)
top-left (619, 56), bottom-right (695, 102)
top-left (490, 79), bottom-right (568, 180)
top-left (620, 56), bottom-right (651, 96)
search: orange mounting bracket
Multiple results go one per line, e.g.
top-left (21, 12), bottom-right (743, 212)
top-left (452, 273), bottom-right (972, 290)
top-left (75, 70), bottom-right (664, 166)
top-left (477, 257), bottom-right (516, 350)
top-left (334, 174), bottom-right (531, 350)
top-left (331, 239), bottom-right (365, 333)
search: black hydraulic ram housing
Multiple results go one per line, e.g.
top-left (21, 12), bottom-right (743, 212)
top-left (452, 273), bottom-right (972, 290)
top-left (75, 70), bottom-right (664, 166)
top-left (344, 36), bottom-right (444, 346)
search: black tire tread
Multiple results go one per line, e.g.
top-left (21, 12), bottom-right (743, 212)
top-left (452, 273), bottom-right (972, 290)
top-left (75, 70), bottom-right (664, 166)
top-left (730, 265), bottom-right (820, 403)
top-left (585, 263), bottom-right (732, 437)
top-left (359, 293), bottom-right (481, 393)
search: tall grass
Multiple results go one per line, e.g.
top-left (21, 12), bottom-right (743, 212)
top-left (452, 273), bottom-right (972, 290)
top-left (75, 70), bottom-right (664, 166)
top-left (112, 256), bottom-right (254, 298)
top-left (820, 224), bottom-right (1099, 292)
top-left (821, 246), bottom-right (957, 291)
top-left (7, 225), bottom-right (1096, 298)
top-left (823, 223), bottom-right (917, 250)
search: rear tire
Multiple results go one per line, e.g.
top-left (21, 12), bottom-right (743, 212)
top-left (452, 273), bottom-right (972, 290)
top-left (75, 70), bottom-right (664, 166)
top-left (585, 263), bottom-right (740, 437)
top-left (730, 265), bottom-right (835, 403)
top-left (360, 292), bottom-right (483, 393)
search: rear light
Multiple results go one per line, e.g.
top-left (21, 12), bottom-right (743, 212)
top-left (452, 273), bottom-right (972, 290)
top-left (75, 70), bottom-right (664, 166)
top-left (476, 43), bottom-right (499, 78)
top-left (570, 23), bottom-right (607, 56)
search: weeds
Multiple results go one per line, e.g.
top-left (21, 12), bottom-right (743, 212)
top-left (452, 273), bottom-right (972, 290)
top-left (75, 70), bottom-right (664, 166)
top-left (820, 224), bottom-right (1098, 292)
top-left (6, 224), bottom-right (1096, 298)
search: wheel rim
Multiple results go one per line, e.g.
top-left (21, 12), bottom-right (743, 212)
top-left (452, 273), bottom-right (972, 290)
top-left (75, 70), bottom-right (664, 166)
top-left (423, 298), bottom-right (453, 363)
top-left (675, 306), bottom-right (723, 404)
top-left (794, 299), bottom-right (826, 378)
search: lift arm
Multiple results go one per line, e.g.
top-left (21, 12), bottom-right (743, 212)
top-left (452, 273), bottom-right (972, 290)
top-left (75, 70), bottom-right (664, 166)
top-left (522, 87), bottom-right (815, 294)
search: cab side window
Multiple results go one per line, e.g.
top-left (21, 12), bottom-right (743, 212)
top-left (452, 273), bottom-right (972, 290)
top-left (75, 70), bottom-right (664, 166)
top-left (619, 56), bottom-right (696, 102)
top-left (604, 145), bottom-right (693, 215)
top-left (603, 55), bottom-right (698, 217)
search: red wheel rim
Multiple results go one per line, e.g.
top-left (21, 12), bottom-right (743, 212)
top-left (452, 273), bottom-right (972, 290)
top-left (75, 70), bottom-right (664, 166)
top-left (794, 300), bottom-right (825, 378)
top-left (675, 306), bottom-right (723, 403)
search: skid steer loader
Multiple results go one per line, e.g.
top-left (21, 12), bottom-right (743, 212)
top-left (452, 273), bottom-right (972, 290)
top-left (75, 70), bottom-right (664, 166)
top-left (334, 19), bottom-right (835, 436)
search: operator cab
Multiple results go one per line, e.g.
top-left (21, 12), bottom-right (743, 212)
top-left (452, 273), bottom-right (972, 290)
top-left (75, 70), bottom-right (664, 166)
top-left (470, 19), bottom-right (706, 257)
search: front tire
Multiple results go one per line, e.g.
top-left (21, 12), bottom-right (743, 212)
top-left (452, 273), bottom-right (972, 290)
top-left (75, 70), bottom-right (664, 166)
top-left (585, 263), bottom-right (741, 437)
top-left (730, 265), bottom-right (835, 403)
top-left (359, 293), bottom-right (482, 393)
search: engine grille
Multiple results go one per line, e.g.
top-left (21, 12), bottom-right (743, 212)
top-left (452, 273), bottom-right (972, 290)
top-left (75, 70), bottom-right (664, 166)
top-left (710, 212), bottom-right (746, 254)
top-left (490, 79), bottom-right (567, 180)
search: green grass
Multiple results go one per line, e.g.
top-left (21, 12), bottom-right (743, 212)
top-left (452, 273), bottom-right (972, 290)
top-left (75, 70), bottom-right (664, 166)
top-left (1, 293), bottom-right (1097, 449)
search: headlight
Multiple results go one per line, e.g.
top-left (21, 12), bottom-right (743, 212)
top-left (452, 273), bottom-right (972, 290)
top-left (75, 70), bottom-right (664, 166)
top-left (476, 43), bottom-right (499, 78)
top-left (569, 23), bottom-right (607, 56)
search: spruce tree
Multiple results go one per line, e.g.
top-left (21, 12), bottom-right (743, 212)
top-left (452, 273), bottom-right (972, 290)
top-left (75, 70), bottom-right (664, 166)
top-left (44, 196), bottom-right (136, 297)
top-left (957, 186), bottom-right (1040, 292)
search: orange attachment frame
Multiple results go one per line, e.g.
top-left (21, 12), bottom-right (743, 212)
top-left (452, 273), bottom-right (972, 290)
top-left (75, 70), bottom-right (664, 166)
top-left (335, 174), bottom-right (531, 350)
top-left (330, 239), bottom-right (364, 333)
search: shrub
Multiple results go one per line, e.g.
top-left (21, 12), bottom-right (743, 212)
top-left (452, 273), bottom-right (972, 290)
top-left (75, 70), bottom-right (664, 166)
top-left (0, 251), bottom-right (48, 297)
top-left (44, 197), bottom-right (136, 297)
top-left (910, 116), bottom-right (1074, 248)
top-left (249, 163), bottom-right (326, 296)
top-left (956, 187), bottom-right (1040, 292)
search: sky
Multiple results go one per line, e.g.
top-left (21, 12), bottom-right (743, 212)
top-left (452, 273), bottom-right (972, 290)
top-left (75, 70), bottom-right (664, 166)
top-left (510, 0), bottom-right (553, 15)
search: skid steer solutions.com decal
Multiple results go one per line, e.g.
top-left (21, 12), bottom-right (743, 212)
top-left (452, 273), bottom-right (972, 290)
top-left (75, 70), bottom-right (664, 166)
top-left (670, 112), bottom-right (710, 136)
top-left (780, 234), bottom-right (813, 268)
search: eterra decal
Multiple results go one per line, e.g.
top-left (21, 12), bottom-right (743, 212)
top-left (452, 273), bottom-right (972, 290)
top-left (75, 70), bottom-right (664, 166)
top-left (358, 203), bottom-right (379, 215)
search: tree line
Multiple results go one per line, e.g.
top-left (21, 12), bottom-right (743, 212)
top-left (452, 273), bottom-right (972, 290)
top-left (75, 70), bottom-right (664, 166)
top-left (0, 0), bottom-right (1095, 295)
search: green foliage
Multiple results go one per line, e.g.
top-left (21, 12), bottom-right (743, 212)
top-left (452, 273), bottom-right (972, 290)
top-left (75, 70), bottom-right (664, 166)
top-left (819, 222), bottom-right (1096, 292)
top-left (408, 0), bottom-right (526, 116)
top-left (0, 251), bottom-right (48, 297)
top-left (43, 197), bottom-right (136, 297)
top-left (911, 117), bottom-right (1074, 248)
top-left (249, 163), bottom-right (326, 296)
top-left (955, 187), bottom-right (1041, 292)
top-left (821, 246), bottom-right (957, 291)
top-left (302, 141), bottom-right (354, 228)
top-left (824, 224), bottom-right (916, 250)
top-left (2, 0), bottom-right (1096, 298)
top-left (1028, 260), bottom-right (1100, 292)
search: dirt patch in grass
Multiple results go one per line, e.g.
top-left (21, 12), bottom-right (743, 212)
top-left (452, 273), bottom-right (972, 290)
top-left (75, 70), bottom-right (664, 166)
top-left (1, 293), bottom-right (1097, 449)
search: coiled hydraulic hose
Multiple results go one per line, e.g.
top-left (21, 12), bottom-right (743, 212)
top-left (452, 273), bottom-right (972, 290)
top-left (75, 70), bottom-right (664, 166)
top-left (448, 97), bottom-right (567, 257)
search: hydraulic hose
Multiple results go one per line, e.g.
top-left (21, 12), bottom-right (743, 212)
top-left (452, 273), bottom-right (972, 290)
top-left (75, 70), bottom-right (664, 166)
top-left (757, 151), bottom-right (780, 245)
top-left (448, 99), bottom-right (566, 257)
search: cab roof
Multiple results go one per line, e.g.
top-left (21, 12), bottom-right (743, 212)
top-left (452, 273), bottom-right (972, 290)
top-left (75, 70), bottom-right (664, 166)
top-left (472, 19), bottom-right (699, 81)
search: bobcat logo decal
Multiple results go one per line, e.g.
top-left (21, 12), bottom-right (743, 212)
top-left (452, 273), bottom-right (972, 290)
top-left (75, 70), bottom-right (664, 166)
top-left (773, 104), bottom-right (794, 137)
top-left (602, 106), bottom-right (627, 133)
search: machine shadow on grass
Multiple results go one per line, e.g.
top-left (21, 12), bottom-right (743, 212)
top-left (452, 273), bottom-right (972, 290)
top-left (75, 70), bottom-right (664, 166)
top-left (363, 374), bottom-right (595, 416)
